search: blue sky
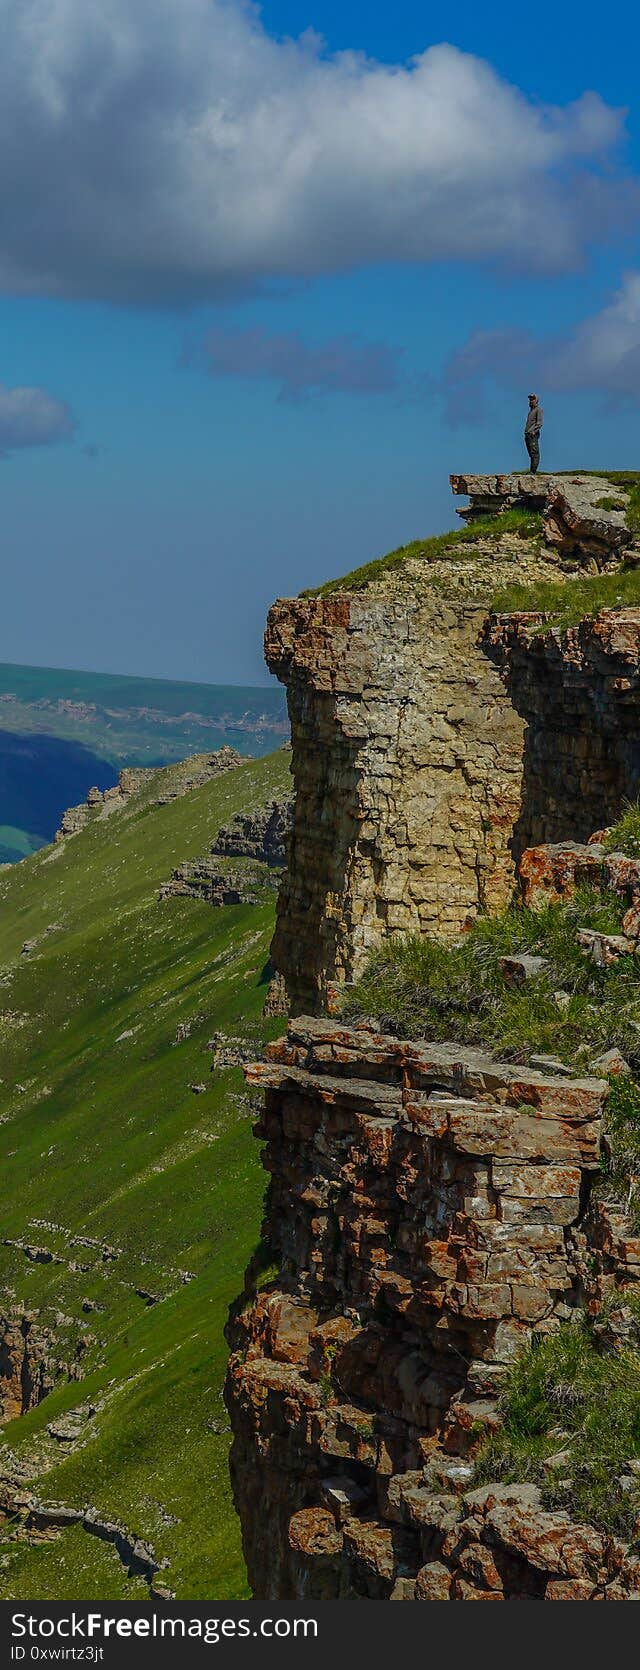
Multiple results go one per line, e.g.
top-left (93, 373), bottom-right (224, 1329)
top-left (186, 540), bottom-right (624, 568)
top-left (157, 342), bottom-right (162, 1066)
top-left (1, 0), bottom-right (639, 685)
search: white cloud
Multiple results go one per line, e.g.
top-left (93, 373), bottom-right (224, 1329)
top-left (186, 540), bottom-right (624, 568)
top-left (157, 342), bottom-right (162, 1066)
top-left (0, 383), bottom-right (76, 455)
top-left (443, 271), bottom-right (640, 419)
top-left (0, 0), bottom-right (635, 303)
top-left (551, 271), bottom-right (640, 400)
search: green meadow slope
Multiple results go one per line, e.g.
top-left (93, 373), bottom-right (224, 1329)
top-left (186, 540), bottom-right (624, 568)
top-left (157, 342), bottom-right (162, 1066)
top-left (0, 748), bottom-right (291, 1600)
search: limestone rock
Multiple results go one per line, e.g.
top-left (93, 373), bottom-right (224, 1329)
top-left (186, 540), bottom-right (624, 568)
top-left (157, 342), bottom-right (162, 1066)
top-left (267, 528), bottom-right (640, 1014)
top-left (222, 1019), bottom-right (640, 1601)
top-left (450, 472), bottom-right (633, 568)
top-left (577, 929), bottom-right (634, 967)
top-left (590, 1048), bottom-right (631, 1076)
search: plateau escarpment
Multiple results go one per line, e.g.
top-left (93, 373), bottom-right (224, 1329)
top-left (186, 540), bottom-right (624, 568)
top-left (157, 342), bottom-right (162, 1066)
top-left (225, 469), bottom-right (640, 1601)
top-left (55, 748), bottom-right (246, 842)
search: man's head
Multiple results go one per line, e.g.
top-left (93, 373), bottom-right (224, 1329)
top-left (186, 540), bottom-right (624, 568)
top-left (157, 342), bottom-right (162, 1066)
top-left (528, 392), bottom-right (538, 407)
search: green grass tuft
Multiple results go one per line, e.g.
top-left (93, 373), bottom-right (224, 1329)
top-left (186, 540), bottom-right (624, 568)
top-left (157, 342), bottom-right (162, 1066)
top-left (605, 798), bottom-right (640, 860)
top-left (491, 563), bottom-right (640, 631)
top-left (474, 1310), bottom-right (640, 1538)
top-left (343, 886), bottom-right (640, 1069)
top-left (302, 510), bottom-right (542, 598)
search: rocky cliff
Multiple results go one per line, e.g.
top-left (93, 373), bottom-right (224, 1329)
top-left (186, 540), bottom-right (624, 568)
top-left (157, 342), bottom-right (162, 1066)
top-left (266, 583), bottom-right (525, 1016)
top-left (225, 471), bottom-right (640, 1601)
top-left (265, 473), bottom-right (640, 1014)
top-left (225, 1007), bottom-right (640, 1600)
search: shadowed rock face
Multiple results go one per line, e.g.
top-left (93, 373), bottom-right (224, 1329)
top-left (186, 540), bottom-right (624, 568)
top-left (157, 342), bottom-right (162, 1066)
top-left (211, 796), bottom-right (292, 867)
top-left (485, 609), bottom-right (640, 856)
top-left (224, 1020), bottom-right (640, 1601)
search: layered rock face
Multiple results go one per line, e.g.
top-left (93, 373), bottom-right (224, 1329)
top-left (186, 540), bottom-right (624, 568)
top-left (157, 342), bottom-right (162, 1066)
top-left (160, 857), bottom-right (280, 907)
top-left (0, 1312), bottom-right (55, 1420)
top-left (159, 793), bottom-right (292, 907)
top-left (450, 473), bottom-right (634, 565)
top-left (266, 588), bottom-right (526, 1014)
top-left (227, 478), bottom-right (640, 1600)
top-left (266, 496), bottom-right (640, 1014)
top-left (485, 609), bottom-right (640, 852)
top-left (225, 1019), bottom-right (640, 1600)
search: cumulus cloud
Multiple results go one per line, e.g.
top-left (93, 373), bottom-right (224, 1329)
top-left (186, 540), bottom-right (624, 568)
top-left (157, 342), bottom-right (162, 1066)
top-left (443, 271), bottom-right (640, 421)
top-left (198, 325), bottom-right (400, 399)
top-left (0, 0), bottom-right (635, 303)
top-left (0, 384), bottom-right (76, 456)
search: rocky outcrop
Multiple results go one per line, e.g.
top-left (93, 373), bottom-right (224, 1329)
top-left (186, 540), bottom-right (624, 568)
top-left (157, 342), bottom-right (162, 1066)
top-left (160, 794), bottom-right (291, 908)
top-left (262, 972), bottom-right (289, 1018)
top-left (211, 797), bottom-right (292, 867)
top-left (225, 1018), bottom-right (640, 1600)
top-left (518, 837), bottom-right (640, 918)
top-left (266, 542), bottom-right (640, 1016)
top-left (55, 766), bottom-right (155, 840)
top-left (265, 587), bottom-right (526, 1014)
top-left (450, 472), bottom-right (551, 520)
top-left (0, 1476), bottom-right (164, 1587)
top-left (0, 1312), bottom-right (56, 1420)
top-left (160, 857), bottom-right (279, 907)
top-left (450, 473), bottom-right (635, 567)
top-left (224, 471), bottom-right (640, 1600)
top-left (152, 747), bottom-right (246, 805)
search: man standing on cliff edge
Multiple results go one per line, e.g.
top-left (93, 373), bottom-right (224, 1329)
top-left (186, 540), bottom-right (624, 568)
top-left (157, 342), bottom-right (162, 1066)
top-left (524, 392), bottom-right (543, 473)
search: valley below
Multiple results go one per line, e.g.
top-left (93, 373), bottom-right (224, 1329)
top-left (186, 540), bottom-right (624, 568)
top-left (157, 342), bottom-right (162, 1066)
top-left (0, 661), bottom-right (287, 862)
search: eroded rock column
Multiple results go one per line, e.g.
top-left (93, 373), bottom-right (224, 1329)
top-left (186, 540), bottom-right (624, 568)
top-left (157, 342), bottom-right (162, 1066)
top-left (266, 587), bottom-right (525, 1013)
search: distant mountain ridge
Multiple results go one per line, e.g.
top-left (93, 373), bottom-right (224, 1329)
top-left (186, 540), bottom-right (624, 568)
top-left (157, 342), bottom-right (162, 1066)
top-left (0, 661), bottom-right (287, 861)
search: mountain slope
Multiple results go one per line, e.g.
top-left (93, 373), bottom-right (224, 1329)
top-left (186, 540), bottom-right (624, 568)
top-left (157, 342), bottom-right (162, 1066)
top-left (0, 747), bottom-right (291, 1600)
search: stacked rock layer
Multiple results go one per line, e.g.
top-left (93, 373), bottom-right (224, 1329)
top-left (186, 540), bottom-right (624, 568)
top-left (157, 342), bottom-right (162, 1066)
top-left (225, 1019), bottom-right (640, 1600)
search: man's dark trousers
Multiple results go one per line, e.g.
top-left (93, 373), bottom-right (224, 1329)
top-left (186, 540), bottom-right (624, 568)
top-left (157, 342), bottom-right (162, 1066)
top-left (525, 433), bottom-right (540, 473)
